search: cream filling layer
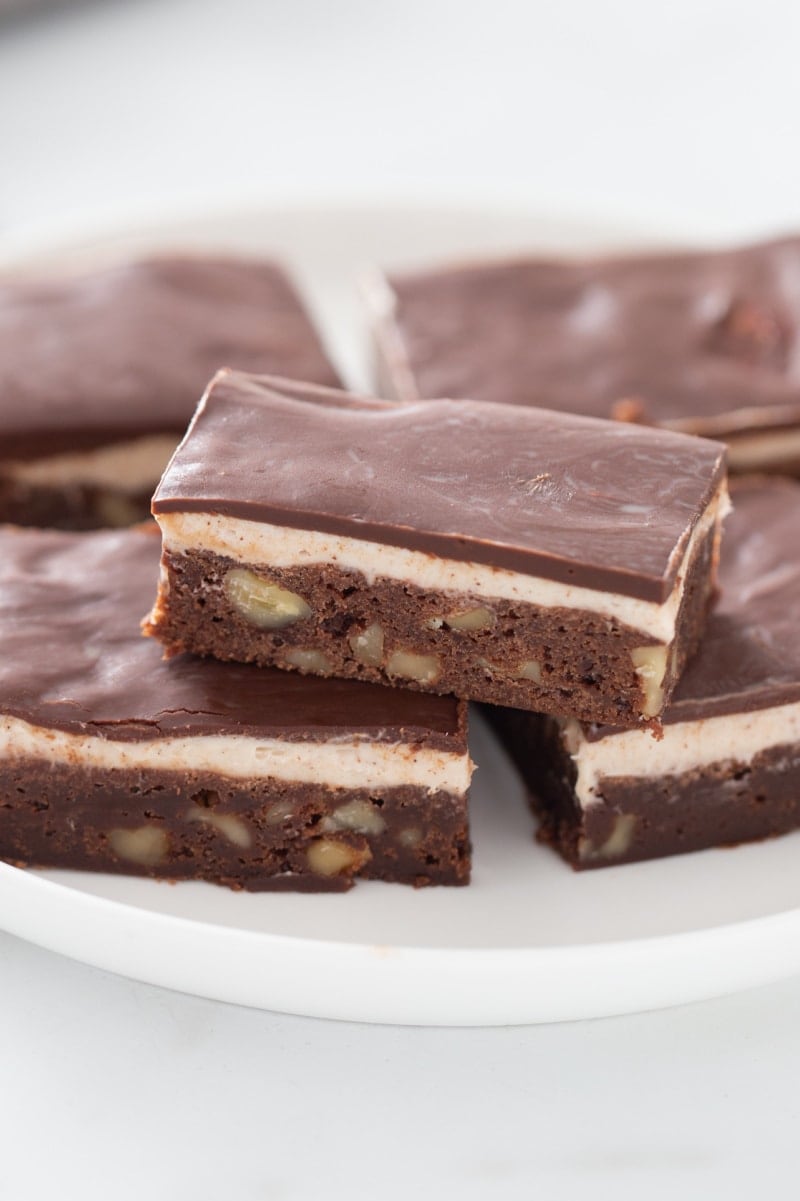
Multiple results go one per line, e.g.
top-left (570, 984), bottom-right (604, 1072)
top-left (725, 427), bottom-right (800, 471)
top-left (157, 487), bottom-right (726, 644)
top-left (564, 700), bottom-right (800, 809)
top-left (0, 715), bottom-right (472, 795)
top-left (2, 434), bottom-right (178, 493)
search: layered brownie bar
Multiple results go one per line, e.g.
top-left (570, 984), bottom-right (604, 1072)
top-left (369, 236), bottom-right (800, 473)
top-left (0, 254), bottom-right (340, 529)
top-left (0, 525), bottom-right (471, 890)
top-left (490, 478), bottom-right (800, 867)
top-left (146, 371), bottom-right (728, 727)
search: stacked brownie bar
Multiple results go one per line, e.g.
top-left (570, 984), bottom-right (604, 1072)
top-left (0, 253), bottom-right (473, 890)
top-left (143, 371), bottom-right (727, 731)
top-left (3, 232), bottom-right (799, 891)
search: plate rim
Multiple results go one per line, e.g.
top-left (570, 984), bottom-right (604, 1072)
top-left (4, 859), bottom-right (800, 1025)
top-left (0, 195), bottom-right (690, 260)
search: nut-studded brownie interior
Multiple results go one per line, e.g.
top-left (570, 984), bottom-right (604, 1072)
top-left (147, 516), bottom-right (716, 725)
top-left (1, 764), bottom-right (469, 891)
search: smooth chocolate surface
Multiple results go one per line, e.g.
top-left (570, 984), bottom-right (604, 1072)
top-left (382, 236), bottom-right (800, 435)
top-left (0, 255), bottom-right (340, 460)
top-left (0, 523), bottom-right (465, 748)
top-left (587, 476), bottom-right (800, 737)
top-left (152, 370), bottom-right (726, 602)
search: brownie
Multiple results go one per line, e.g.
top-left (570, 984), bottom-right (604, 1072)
top-left (0, 524), bottom-right (471, 890)
top-left (0, 254), bottom-right (340, 528)
top-left (369, 236), bottom-right (800, 473)
top-left (145, 370), bottom-right (728, 728)
top-left (488, 478), bottom-right (800, 867)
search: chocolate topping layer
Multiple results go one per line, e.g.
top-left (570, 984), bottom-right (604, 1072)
top-left (0, 523), bottom-right (464, 747)
top-left (0, 255), bottom-right (340, 460)
top-left (383, 236), bottom-right (800, 435)
top-left (586, 477), bottom-right (800, 736)
top-left (152, 371), bottom-right (726, 603)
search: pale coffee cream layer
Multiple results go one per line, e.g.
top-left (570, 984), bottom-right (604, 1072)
top-left (0, 715), bottom-right (472, 795)
top-left (157, 483), bottom-right (727, 645)
top-left (562, 700), bottom-right (800, 810)
top-left (3, 434), bottom-right (178, 494)
top-left (725, 428), bottom-right (800, 472)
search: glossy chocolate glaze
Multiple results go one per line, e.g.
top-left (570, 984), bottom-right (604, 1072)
top-left (383, 236), bottom-right (800, 435)
top-left (585, 477), bottom-right (800, 736)
top-left (152, 371), bottom-right (726, 603)
top-left (0, 255), bottom-right (340, 459)
top-left (0, 524), bottom-right (465, 746)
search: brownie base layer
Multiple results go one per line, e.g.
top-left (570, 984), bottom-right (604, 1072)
top-left (490, 709), bottom-right (800, 868)
top-left (0, 761), bottom-right (470, 890)
top-left (148, 527), bottom-right (716, 726)
top-left (0, 476), bottom-right (155, 530)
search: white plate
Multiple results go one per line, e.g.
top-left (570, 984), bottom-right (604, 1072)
top-left (1, 203), bottom-right (799, 1027)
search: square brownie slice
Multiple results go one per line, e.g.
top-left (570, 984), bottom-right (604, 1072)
top-left (0, 254), bottom-right (340, 528)
top-left (370, 237), bottom-right (800, 473)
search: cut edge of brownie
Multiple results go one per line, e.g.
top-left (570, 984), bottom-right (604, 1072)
top-left (487, 707), bottom-right (800, 869)
top-left (144, 510), bottom-right (718, 728)
top-left (1, 760), bottom-right (471, 890)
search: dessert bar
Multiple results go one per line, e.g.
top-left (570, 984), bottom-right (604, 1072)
top-left (0, 525), bottom-right (471, 890)
top-left (369, 236), bottom-right (800, 473)
top-left (489, 478), bottom-right (800, 867)
top-left (146, 370), bottom-right (728, 727)
top-left (0, 254), bottom-right (340, 528)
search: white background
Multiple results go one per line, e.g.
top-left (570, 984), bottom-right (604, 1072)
top-left (2, 0), bottom-right (800, 240)
top-left (2, 2), bottom-right (800, 1198)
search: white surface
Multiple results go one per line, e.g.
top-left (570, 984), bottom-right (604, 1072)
top-left (2, 0), bottom-right (800, 1193)
top-left (2, 927), bottom-right (798, 1201)
top-left (2, 203), bottom-right (800, 1028)
top-left (1, 0), bottom-right (800, 242)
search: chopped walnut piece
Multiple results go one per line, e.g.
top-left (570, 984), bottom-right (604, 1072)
top-left (321, 799), bottom-right (386, 836)
top-left (306, 837), bottom-right (371, 877)
top-left (283, 647), bottom-right (333, 673)
top-left (443, 606), bottom-right (496, 631)
top-left (348, 622), bottom-right (385, 667)
top-left (224, 569), bottom-right (311, 629)
top-left (108, 825), bottom-right (168, 866)
top-left (386, 649), bottom-right (440, 683)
